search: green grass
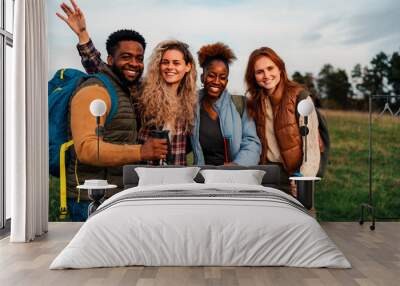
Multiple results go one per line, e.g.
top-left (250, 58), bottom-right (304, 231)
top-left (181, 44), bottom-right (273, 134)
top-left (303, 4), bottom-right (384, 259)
top-left (49, 110), bottom-right (400, 221)
top-left (49, 176), bottom-right (72, 221)
top-left (49, 176), bottom-right (60, 221)
top-left (315, 110), bottom-right (400, 221)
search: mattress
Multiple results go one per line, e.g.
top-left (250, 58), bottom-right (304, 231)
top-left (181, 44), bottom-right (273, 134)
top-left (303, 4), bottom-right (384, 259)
top-left (50, 183), bottom-right (350, 269)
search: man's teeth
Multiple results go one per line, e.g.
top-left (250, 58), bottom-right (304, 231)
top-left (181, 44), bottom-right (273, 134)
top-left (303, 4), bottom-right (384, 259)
top-left (210, 87), bottom-right (220, 92)
top-left (126, 70), bottom-right (137, 76)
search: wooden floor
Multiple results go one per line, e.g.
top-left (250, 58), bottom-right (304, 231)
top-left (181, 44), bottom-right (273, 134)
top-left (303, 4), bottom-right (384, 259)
top-left (0, 222), bottom-right (399, 286)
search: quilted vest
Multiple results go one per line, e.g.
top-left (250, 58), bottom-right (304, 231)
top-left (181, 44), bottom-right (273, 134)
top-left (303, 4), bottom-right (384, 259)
top-left (66, 67), bottom-right (138, 200)
top-left (258, 86), bottom-right (304, 174)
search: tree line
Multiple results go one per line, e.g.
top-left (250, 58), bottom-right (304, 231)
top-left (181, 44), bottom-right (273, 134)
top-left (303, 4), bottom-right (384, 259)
top-left (292, 48), bottom-right (400, 111)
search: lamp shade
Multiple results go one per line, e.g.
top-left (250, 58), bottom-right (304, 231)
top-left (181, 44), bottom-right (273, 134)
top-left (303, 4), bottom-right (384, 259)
top-left (89, 99), bottom-right (107, 117)
top-left (297, 98), bottom-right (314, 116)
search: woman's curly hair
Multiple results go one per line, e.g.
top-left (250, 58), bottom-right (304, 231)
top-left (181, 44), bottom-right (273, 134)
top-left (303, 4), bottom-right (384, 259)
top-left (139, 40), bottom-right (197, 133)
top-left (197, 42), bottom-right (236, 70)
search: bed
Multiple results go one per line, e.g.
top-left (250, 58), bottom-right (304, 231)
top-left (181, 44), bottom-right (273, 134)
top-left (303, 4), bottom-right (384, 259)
top-left (50, 165), bottom-right (351, 269)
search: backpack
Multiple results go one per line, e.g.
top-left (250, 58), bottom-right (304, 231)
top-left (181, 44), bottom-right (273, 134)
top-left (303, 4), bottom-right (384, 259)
top-left (231, 94), bottom-right (245, 117)
top-left (48, 68), bottom-right (119, 177)
top-left (296, 91), bottom-right (330, 177)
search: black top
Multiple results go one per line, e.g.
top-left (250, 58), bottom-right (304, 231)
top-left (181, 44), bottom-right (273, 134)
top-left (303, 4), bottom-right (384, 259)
top-left (199, 105), bottom-right (225, 165)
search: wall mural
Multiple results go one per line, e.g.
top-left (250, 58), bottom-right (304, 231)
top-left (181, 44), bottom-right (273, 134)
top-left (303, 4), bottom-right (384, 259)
top-left (47, 0), bottom-right (400, 222)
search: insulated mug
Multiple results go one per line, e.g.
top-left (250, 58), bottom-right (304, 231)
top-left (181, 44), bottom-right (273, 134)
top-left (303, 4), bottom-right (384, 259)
top-left (150, 130), bottom-right (172, 165)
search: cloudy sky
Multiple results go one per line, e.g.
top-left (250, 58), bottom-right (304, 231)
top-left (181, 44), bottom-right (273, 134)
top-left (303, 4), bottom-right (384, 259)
top-left (47, 0), bottom-right (400, 94)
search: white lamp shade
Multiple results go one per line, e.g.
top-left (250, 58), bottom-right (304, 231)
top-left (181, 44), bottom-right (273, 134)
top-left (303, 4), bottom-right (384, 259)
top-left (89, 99), bottom-right (107, 117)
top-left (297, 98), bottom-right (314, 116)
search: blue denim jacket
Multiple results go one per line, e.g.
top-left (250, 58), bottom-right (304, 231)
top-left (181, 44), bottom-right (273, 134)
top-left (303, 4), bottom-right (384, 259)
top-left (191, 89), bottom-right (261, 166)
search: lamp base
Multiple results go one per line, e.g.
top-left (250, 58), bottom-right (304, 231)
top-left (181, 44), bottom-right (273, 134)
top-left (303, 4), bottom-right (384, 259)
top-left (87, 188), bottom-right (106, 216)
top-left (289, 177), bottom-right (321, 210)
top-left (296, 180), bottom-right (314, 210)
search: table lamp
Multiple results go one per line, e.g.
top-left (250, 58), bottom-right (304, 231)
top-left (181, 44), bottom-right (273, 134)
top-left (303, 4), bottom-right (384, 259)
top-left (297, 98), bottom-right (314, 162)
top-left (89, 99), bottom-right (107, 160)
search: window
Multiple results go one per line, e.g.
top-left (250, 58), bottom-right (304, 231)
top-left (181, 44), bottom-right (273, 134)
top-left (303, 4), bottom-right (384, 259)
top-left (1, 0), bottom-right (14, 231)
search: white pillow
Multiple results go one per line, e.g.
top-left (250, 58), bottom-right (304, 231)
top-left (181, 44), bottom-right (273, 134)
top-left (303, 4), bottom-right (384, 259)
top-left (200, 169), bottom-right (265, 185)
top-left (135, 167), bottom-right (201, 186)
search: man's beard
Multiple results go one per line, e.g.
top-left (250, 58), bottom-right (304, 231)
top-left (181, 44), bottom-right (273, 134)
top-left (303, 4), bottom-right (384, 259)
top-left (111, 64), bottom-right (142, 87)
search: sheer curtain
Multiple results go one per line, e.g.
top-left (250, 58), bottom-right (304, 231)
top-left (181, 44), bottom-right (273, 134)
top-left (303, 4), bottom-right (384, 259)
top-left (8, 0), bottom-right (48, 242)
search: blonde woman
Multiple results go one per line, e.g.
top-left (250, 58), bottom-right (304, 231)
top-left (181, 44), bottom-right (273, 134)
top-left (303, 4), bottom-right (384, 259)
top-left (137, 40), bottom-right (197, 165)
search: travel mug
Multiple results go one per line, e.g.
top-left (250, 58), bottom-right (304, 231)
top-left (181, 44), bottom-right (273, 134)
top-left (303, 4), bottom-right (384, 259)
top-left (150, 130), bottom-right (172, 165)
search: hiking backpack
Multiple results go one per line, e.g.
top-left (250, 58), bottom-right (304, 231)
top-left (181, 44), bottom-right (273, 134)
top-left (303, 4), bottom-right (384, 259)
top-left (231, 94), bottom-right (246, 117)
top-left (48, 68), bottom-right (119, 177)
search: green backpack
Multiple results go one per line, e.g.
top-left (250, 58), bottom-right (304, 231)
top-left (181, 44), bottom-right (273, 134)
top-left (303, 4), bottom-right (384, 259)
top-left (231, 94), bottom-right (246, 117)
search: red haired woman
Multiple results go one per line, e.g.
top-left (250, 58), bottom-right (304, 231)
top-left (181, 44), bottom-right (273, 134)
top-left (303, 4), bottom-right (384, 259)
top-left (244, 47), bottom-right (321, 194)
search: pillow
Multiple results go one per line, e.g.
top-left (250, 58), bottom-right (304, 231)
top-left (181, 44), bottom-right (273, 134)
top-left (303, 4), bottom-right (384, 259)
top-left (135, 167), bottom-right (201, 186)
top-left (200, 169), bottom-right (266, 185)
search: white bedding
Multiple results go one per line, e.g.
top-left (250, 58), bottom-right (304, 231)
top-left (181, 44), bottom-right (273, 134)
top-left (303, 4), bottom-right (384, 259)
top-left (50, 183), bottom-right (351, 269)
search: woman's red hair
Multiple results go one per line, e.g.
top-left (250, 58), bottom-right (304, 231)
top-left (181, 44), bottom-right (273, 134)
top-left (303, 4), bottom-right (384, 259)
top-left (244, 47), bottom-right (299, 119)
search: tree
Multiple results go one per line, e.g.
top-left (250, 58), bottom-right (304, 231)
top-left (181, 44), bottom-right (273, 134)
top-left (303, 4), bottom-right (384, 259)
top-left (292, 71), bottom-right (321, 107)
top-left (351, 64), bottom-right (363, 96)
top-left (317, 64), bottom-right (334, 99)
top-left (292, 71), bottom-right (304, 84)
top-left (351, 63), bottom-right (371, 107)
top-left (388, 51), bottom-right (400, 95)
top-left (361, 52), bottom-right (390, 96)
top-left (317, 64), bottom-right (352, 109)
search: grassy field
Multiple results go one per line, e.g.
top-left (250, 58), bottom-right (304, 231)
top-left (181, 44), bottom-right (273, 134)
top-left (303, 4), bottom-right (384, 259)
top-left (315, 110), bottom-right (400, 221)
top-left (49, 110), bottom-right (400, 221)
top-left (49, 176), bottom-right (63, 221)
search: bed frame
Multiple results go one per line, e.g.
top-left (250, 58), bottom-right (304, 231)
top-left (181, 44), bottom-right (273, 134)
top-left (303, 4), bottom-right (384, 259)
top-left (122, 165), bottom-right (315, 211)
top-left (123, 164), bottom-right (288, 189)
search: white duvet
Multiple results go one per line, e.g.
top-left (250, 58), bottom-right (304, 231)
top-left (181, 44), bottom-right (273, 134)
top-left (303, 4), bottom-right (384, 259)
top-left (50, 183), bottom-right (351, 269)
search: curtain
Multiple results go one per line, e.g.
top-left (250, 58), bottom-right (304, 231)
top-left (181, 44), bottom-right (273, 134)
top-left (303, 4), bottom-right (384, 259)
top-left (8, 0), bottom-right (48, 242)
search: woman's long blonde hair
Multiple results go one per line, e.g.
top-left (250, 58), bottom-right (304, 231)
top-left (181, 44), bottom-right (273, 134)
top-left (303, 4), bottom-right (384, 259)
top-left (139, 40), bottom-right (197, 132)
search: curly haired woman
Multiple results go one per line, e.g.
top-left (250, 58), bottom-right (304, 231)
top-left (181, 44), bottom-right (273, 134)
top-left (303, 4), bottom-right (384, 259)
top-left (191, 43), bottom-right (261, 166)
top-left (137, 40), bottom-right (197, 165)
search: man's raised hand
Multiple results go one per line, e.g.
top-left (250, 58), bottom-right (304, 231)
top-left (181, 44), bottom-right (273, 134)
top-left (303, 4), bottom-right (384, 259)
top-left (56, 0), bottom-right (90, 44)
